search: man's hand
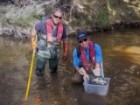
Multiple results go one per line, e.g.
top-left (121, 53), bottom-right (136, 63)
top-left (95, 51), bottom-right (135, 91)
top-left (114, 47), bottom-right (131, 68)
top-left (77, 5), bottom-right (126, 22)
top-left (92, 68), bottom-right (101, 76)
top-left (31, 35), bottom-right (37, 50)
top-left (83, 74), bottom-right (89, 80)
top-left (77, 67), bottom-right (89, 80)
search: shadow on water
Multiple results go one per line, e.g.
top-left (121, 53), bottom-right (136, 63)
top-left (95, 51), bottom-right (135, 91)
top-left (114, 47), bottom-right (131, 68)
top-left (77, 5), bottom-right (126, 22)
top-left (0, 29), bottom-right (140, 105)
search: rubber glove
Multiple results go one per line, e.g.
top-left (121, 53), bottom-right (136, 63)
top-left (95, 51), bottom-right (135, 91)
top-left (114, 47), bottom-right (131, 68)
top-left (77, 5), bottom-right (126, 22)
top-left (83, 74), bottom-right (89, 80)
top-left (31, 35), bottom-right (37, 50)
top-left (62, 41), bottom-right (69, 60)
top-left (92, 68), bottom-right (101, 77)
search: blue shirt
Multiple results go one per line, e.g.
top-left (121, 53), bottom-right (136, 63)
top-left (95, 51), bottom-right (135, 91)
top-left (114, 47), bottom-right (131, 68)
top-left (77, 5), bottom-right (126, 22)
top-left (35, 17), bottom-right (68, 41)
top-left (73, 43), bottom-right (103, 69)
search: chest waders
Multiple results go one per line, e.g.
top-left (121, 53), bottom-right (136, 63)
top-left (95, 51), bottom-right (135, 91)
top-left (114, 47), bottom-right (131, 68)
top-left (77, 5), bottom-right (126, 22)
top-left (36, 33), bottom-right (61, 75)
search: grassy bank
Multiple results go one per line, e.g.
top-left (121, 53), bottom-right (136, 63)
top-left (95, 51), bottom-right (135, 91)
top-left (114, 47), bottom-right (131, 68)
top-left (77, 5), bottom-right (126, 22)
top-left (0, 0), bottom-right (140, 38)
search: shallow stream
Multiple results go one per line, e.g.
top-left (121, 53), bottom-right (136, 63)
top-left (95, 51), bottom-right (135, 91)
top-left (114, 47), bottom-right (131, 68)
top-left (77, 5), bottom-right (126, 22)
top-left (0, 29), bottom-right (140, 105)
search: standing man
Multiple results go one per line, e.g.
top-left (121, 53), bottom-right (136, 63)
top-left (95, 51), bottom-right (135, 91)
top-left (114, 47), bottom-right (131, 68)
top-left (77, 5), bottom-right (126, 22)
top-left (31, 8), bottom-right (69, 76)
top-left (72, 32), bottom-right (103, 83)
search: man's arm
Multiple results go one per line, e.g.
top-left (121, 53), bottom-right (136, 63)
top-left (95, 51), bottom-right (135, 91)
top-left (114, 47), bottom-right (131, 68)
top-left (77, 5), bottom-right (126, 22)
top-left (92, 43), bottom-right (103, 76)
top-left (31, 25), bottom-right (38, 50)
top-left (73, 49), bottom-right (88, 75)
top-left (62, 39), bottom-right (69, 60)
top-left (31, 20), bottom-right (44, 50)
top-left (95, 43), bottom-right (103, 67)
top-left (62, 25), bottom-right (69, 60)
top-left (31, 25), bottom-right (38, 36)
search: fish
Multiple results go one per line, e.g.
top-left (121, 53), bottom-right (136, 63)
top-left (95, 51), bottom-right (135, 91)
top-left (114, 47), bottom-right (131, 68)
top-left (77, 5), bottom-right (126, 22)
top-left (91, 77), bottom-right (107, 85)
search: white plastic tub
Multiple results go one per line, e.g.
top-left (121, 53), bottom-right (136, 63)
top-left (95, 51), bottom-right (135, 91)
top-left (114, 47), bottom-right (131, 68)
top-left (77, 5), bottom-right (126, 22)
top-left (83, 77), bottom-right (110, 96)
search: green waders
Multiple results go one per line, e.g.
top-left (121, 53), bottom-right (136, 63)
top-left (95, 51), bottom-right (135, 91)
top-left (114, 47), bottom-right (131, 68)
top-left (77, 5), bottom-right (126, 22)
top-left (36, 35), bottom-right (60, 75)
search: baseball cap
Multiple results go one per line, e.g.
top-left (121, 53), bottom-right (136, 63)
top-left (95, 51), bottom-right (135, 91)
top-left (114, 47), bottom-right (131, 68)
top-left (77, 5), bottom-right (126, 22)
top-left (76, 32), bottom-right (88, 41)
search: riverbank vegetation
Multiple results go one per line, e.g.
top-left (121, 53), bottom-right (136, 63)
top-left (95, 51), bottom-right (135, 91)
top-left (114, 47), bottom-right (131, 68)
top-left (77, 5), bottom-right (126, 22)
top-left (0, 0), bottom-right (140, 38)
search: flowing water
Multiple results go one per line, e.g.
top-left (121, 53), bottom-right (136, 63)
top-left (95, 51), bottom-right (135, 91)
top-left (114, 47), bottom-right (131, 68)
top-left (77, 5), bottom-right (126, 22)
top-left (0, 29), bottom-right (140, 105)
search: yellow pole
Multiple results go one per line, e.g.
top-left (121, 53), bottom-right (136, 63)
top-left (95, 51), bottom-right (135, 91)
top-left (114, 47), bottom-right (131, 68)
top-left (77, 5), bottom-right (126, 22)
top-left (24, 49), bottom-right (36, 101)
top-left (24, 35), bottom-right (37, 101)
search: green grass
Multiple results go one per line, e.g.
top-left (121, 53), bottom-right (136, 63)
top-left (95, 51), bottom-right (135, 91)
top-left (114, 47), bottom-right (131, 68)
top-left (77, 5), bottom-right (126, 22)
top-left (98, 10), bottom-right (110, 27)
top-left (9, 11), bottom-right (39, 28)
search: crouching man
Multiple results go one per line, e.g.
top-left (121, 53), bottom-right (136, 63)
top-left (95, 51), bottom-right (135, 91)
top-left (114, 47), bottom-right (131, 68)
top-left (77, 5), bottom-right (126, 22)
top-left (72, 32), bottom-right (103, 83)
